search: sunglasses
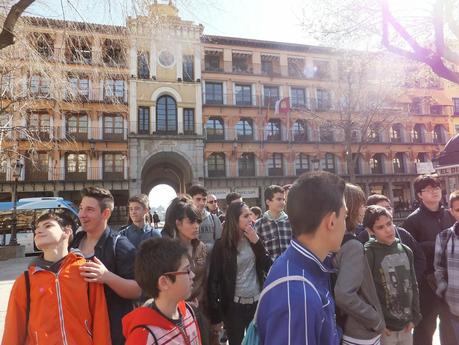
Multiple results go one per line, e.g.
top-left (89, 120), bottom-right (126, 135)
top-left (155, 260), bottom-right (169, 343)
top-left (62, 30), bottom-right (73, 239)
top-left (207, 200), bottom-right (217, 204)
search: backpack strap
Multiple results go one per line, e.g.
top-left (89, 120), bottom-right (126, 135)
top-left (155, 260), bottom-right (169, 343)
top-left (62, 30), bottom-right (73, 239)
top-left (131, 324), bottom-right (158, 345)
top-left (253, 275), bottom-right (310, 321)
top-left (24, 270), bottom-right (30, 343)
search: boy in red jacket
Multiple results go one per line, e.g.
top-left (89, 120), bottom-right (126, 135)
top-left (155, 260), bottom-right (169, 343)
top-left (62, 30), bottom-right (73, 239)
top-left (2, 212), bottom-right (111, 345)
top-left (122, 237), bottom-right (202, 344)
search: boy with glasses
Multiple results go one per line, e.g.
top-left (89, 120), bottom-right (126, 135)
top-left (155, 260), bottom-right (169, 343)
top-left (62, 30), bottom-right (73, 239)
top-left (122, 237), bottom-right (202, 344)
top-left (403, 175), bottom-right (455, 345)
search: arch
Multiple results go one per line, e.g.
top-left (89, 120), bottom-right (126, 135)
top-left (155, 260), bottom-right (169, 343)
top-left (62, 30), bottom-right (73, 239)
top-left (151, 86), bottom-right (183, 103)
top-left (140, 151), bottom-right (193, 194)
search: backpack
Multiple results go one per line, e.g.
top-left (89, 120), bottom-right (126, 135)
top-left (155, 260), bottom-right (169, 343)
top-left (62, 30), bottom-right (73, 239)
top-left (241, 275), bottom-right (309, 345)
top-left (330, 233), bottom-right (360, 330)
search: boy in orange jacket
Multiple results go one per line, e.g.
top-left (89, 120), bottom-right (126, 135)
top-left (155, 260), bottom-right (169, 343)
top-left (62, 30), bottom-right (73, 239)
top-left (1, 212), bottom-right (111, 345)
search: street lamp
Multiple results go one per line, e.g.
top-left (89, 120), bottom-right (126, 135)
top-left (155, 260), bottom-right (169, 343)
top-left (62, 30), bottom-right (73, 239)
top-left (9, 160), bottom-right (24, 246)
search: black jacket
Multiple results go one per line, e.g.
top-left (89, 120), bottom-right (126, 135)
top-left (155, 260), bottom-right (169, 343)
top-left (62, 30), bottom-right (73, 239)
top-left (403, 203), bottom-right (455, 275)
top-left (207, 238), bottom-right (272, 324)
top-left (358, 226), bottom-right (426, 283)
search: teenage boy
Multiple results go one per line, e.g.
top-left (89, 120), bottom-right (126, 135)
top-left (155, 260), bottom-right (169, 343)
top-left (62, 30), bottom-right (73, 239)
top-left (188, 184), bottom-right (222, 249)
top-left (403, 175), bottom-right (455, 345)
top-left (434, 190), bottom-right (459, 343)
top-left (71, 186), bottom-right (141, 345)
top-left (256, 171), bottom-right (346, 344)
top-left (364, 205), bottom-right (421, 345)
top-left (358, 194), bottom-right (426, 283)
top-left (2, 213), bottom-right (111, 345)
top-left (254, 185), bottom-right (292, 261)
top-left (122, 237), bottom-right (202, 344)
top-left (120, 194), bottom-right (160, 249)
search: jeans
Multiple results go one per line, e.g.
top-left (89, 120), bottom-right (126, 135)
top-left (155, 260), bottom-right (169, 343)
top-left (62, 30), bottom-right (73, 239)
top-left (381, 330), bottom-right (412, 345)
top-left (223, 301), bottom-right (257, 345)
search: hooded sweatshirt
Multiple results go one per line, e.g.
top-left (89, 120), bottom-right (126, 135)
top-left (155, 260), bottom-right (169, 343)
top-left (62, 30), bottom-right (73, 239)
top-left (122, 300), bottom-right (201, 345)
top-left (254, 210), bottom-right (291, 261)
top-left (365, 238), bottom-right (422, 331)
top-left (1, 250), bottom-right (111, 345)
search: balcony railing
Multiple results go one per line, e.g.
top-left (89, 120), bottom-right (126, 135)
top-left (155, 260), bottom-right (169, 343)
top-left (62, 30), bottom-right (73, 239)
top-left (20, 166), bottom-right (126, 182)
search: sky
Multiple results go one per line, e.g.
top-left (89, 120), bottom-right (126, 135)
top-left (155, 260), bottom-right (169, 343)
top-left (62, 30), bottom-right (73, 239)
top-left (26, 0), bottom-right (313, 44)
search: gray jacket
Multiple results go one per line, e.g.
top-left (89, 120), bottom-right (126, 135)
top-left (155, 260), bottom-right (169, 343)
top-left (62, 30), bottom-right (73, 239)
top-left (198, 209), bottom-right (222, 249)
top-left (333, 238), bottom-right (385, 340)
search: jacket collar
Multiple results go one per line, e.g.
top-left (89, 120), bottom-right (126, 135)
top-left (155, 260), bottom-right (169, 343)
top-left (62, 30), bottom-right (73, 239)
top-left (291, 239), bottom-right (335, 273)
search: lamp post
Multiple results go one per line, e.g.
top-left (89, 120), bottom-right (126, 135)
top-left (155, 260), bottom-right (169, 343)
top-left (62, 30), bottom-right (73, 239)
top-left (9, 160), bottom-right (23, 246)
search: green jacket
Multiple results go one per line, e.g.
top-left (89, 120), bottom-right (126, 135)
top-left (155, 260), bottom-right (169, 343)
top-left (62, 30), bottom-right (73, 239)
top-left (365, 238), bottom-right (422, 331)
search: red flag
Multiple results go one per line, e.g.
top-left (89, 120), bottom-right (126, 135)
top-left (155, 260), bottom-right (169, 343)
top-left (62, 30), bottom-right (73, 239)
top-left (275, 97), bottom-right (290, 114)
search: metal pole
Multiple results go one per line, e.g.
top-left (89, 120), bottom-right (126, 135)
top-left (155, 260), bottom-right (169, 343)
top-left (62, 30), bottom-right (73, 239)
top-left (9, 175), bottom-right (18, 246)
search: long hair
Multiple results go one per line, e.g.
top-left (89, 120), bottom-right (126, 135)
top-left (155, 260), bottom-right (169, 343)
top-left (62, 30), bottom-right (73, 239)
top-left (344, 183), bottom-right (366, 233)
top-left (221, 201), bottom-right (246, 253)
top-left (162, 195), bottom-right (201, 239)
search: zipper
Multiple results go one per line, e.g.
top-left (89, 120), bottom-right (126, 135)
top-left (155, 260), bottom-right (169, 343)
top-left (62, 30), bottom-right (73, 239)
top-left (55, 270), bottom-right (69, 345)
top-left (84, 320), bottom-right (93, 337)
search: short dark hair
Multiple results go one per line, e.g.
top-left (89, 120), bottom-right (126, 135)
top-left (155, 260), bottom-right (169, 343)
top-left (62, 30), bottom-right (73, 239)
top-left (188, 184), bottom-right (207, 197)
top-left (129, 194), bottom-right (149, 210)
top-left (226, 192), bottom-right (241, 204)
top-left (250, 206), bottom-right (262, 218)
top-left (366, 194), bottom-right (390, 206)
top-left (80, 186), bottom-right (114, 212)
top-left (135, 237), bottom-right (187, 298)
top-left (414, 175), bottom-right (441, 197)
top-left (264, 185), bottom-right (284, 204)
top-left (363, 205), bottom-right (392, 230)
top-left (287, 171), bottom-right (345, 237)
top-left (36, 212), bottom-right (74, 242)
top-left (450, 190), bottom-right (459, 208)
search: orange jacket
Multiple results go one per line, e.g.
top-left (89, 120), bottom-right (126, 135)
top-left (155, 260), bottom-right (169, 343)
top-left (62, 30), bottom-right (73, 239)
top-left (1, 251), bottom-right (112, 345)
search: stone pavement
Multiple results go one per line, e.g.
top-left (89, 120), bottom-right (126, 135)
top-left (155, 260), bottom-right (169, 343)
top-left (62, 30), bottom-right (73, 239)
top-left (0, 256), bottom-right (442, 344)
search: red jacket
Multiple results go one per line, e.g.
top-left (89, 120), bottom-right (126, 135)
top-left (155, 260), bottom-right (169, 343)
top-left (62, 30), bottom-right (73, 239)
top-left (122, 300), bottom-right (201, 345)
top-left (1, 251), bottom-right (111, 345)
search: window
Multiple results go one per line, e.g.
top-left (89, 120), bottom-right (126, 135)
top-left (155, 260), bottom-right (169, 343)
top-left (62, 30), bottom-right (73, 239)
top-left (232, 54), bottom-right (251, 73)
top-left (261, 60), bottom-right (273, 75)
top-left (26, 152), bottom-right (49, 181)
top-left (412, 124), bottom-right (424, 143)
top-left (352, 154), bottom-right (361, 175)
top-left (67, 36), bottom-right (92, 64)
top-left (206, 117), bottom-right (224, 139)
top-left (433, 125), bottom-right (446, 144)
top-left (236, 119), bottom-right (253, 140)
top-left (316, 89), bottom-right (331, 111)
top-left (184, 109), bottom-right (195, 134)
top-left (235, 84), bottom-right (252, 105)
top-left (204, 53), bottom-right (222, 72)
top-left (66, 153), bottom-right (87, 179)
top-left (266, 119), bottom-right (281, 141)
top-left (390, 124), bottom-right (403, 143)
top-left (138, 107), bottom-right (150, 134)
top-left (288, 57), bottom-right (305, 78)
top-left (410, 98), bottom-right (422, 114)
top-left (320, 124), bottom-right (334, 143)
top-left (137, 52), bottom-right (150, 79)
top-left (29, 75), bottom-right (50, 97)
top-left (68, 75), bottom-right (89, 100)
top-left (0, 74), bottom-right (12, 97)
top-left (430, 105), bottom-right (443, 115)
top-left (104, 79), bottom-right (125, 101)
top-left (205, 82), bottom-right (223, 104)
top-left (295, 154), bottom-right (310, 175)
top-left (453, 98), bottom-right (459, 116)
top-left (291, 88), bottom-right (306, 107)
top-left (66, 113), bottom-right (88, 140)
top-left (268, 153), bottom-right (283, 176)
top-left (416, 152), bottom-right (428, 163)
top-left (32, 33), bottom-right (53, 59)
top-left (368, 126), bottom-right (380, 143)
top-left (313, 60), bottom-right (330, 79)
top-left (393, 153), bottom-right (405, 173)
top-left (239, 153), bottom-right (255, 176)
top-left (263, 86), bottom-right (279, 107)
top-left (103, 114), bottom-right (124, 140)
top-left (208, 153), bottom-right (226, 177)
top-left (103, 153), bottom-right (124, 179)
top-left (156, 96), bottom-right (177, 133)
top-left (370, 154), bottom-right (384, 174)
top-left (102, 39), bottom-right (125, 66)
top-left (323, 153), bottom-right (336, 173)
top-left (29, 113), bottom-right (50, 140)
top-left (183, 55), bottom-right (194, 82)
top-left (293, 120), bottom-right (308, 142)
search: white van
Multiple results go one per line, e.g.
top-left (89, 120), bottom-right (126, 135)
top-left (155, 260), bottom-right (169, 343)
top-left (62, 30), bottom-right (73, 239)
top-left (0, 197), bottom-right (80, 255)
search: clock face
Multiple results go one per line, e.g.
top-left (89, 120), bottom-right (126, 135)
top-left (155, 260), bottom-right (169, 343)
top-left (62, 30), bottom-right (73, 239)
top-left (158, 49), bottom-right (175, 68)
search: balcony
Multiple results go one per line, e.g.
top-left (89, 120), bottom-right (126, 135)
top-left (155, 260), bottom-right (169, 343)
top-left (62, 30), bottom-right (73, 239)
top-left (17, 166), bottom-right (126, 182)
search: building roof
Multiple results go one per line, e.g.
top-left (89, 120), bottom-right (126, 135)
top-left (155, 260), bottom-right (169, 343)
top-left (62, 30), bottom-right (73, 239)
top-left (202, 35), bottom-right (333, 54)
top-left (436, 133), bottom-right (459, 166)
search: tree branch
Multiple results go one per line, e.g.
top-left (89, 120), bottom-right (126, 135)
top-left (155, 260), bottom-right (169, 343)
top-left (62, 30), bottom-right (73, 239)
top-left (0, 0), bottom-right (36, 50)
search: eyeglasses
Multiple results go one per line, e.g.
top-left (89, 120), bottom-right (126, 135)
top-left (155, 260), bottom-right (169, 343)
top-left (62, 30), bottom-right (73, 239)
top-left (207, 200), bottom-right (217, 204)
top-left (421, 186), bottom-right (441, 193)
top-left (163, 268), bottom-right (192, 277)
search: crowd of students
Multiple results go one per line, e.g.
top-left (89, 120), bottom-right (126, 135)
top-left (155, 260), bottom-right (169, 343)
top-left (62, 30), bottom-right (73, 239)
top-left (3, 172), bottom-right (459, 345)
